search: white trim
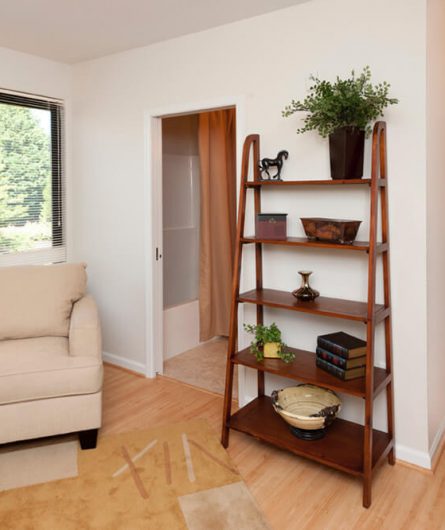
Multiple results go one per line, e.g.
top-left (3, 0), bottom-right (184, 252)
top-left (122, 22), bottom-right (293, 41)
top-left (102, 351), bottom-right (147, 376)
top-left (395, 443), bottom-right (431, 469)
top-left (429, 414), bottom-right (445, 462)
top-left (144, 95), bottom-right (247, 384)
top-left (0, 245), bottom-right (66, 266)
top-left (145, 98), bottom-right (242, 120)
top-left (143, 113), bottom-right (163, 378)
top-left (375, 361), bottom-right (386, 369)
top-left (0, 86), bottom-right (64, 103)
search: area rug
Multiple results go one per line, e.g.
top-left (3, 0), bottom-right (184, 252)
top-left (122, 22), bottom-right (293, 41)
top-left (163, 338), bottom-right (238, 398)
top-left (0, 419), bottom-right (269, 529)
top-left (0, 436), bottom-right (78, 492)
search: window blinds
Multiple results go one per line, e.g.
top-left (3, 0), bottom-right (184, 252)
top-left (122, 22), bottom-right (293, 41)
top-left (0, 90), bottom-right (65, 266)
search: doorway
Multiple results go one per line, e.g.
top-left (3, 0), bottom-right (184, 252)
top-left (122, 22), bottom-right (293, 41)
top-left (158, 108), bottom-right (237, 395)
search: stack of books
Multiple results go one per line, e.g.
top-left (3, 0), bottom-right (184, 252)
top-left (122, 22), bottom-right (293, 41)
top-left (316, 331), bottom-right (367, 380)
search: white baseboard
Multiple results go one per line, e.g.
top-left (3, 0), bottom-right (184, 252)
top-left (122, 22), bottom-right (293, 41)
top-left (394, 443), bottom-right (431, 469)
top-left (239, 394), bottom-right (256, 408)
top-left (429, 415), bottom-right (445, 463)
top-left (103, 351), bottom-right (146, 376)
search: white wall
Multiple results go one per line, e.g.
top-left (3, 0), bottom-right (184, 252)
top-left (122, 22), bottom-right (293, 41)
top-left (426, 0), bottom-right (445, 460)
top-left (71, 0), bottom-right (432, 463)
top-left (0, 46), bottom-right (71, 98)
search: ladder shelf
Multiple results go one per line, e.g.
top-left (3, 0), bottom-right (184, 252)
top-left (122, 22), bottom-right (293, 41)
top-left (221, 122), bottom-right (395, 508)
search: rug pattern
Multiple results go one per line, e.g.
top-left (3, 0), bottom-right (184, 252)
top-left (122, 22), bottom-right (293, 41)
top-left (0, 419), bottom-right (269, 530)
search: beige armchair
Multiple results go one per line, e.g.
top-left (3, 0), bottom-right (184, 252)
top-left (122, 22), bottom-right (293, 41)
top-left (0, 263), bottom-right (103, 449)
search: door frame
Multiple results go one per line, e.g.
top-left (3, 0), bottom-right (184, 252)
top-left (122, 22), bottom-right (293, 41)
top-left (144, 96), bottom-right (247, 380)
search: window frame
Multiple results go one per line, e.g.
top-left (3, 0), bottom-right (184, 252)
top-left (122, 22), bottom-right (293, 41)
top-left (0, 91), bottom-right (64, 253)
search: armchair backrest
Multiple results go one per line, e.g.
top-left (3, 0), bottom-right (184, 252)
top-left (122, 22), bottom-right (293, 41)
top-left (0, 263), bottom-right (87, 341)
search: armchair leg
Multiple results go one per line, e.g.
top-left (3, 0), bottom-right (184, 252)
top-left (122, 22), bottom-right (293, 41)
top-left (79, 429), bottom-right (98, 450)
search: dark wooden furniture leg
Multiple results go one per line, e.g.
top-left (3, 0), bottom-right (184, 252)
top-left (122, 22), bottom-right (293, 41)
top-left (221, 135), bottom-right (259, 447)
top-left (79, 428), bottom-right (98, 450)
top-left (379, 126), bottom-right (395, 467)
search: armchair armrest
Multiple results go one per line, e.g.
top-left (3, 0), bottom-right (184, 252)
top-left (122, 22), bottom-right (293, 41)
top-left (69, 294), bottom-right (102, 359)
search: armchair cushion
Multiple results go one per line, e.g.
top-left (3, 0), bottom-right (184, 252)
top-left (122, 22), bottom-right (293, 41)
top-left (0, 337), bottom-right (102, 405)
top-left (0, 263), bottom-right (87, 341)
top-left (69, 295), bottom-right (102, 359)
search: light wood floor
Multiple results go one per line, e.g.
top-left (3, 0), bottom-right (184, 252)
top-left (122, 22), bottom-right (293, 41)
top-left (103, 364), bottom-right (445, 530)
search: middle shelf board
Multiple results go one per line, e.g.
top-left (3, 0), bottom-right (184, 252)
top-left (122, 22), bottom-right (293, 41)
top-left (233, 347), bottom-right (390, 398)
top-left (241, 236), bottom-right (388, 254)
top-left (239, 288), bottom-right (388, 323)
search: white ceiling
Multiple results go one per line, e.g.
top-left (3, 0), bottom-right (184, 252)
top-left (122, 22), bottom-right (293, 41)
top-left (0, 0), bottom-right (310, 64)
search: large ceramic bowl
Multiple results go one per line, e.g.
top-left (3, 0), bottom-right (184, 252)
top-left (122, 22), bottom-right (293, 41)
top-left (271, 384), bottom-right (341, 433)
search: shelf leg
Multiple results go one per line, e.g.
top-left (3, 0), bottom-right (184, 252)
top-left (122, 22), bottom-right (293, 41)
top-left (386, 380), bottom-right (396, 466)
top-left (221, 135), bottom-right (260, 448)
top-left (363, 474), bottom-right (372, 509)
top-left (258, 371), bottom-right (265, 397)
top-left (387, 436), bottom-right (395, 465)
top-left (380, 128), bottom-right (395, 466)
top-left (361, 123), bottom-right (384, 508)
top-left (221, 359), bottom-right (235, 448)
top-left (362, 317), bottom-right (375, 509)
top-left (384, 316), bottom-right (395, 466)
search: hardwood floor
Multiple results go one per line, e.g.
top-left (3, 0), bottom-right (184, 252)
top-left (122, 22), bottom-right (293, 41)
top-left (103, 364), bottom-right (445, 530)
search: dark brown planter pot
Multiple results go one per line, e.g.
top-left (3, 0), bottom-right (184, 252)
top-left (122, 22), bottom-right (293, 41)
top-left (329, 126), bottom-right (365, 180)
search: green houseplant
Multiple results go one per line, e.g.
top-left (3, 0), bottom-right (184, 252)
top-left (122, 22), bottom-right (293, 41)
top-left (282, 66), bottom-right (398, 179)
top-left (244, 322), bottom-right (295, 363)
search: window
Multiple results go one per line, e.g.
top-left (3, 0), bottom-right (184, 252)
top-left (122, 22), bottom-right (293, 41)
top-left (0, 91), bottom-right (65, 265)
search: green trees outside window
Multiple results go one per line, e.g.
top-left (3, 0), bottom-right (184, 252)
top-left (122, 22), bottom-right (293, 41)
top-left (0, 97), bottom-right (61, 254)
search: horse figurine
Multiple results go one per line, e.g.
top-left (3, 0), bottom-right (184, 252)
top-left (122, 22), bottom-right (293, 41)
top-left (259, 150), bottom-right (289, 180)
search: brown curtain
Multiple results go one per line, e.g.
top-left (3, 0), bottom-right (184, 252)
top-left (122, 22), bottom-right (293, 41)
top-left (198, 109), bottom-right (236, 342)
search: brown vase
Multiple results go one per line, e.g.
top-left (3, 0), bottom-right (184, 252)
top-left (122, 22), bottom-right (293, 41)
top-left (329, 126), bottom-right (365, 180)
top-left (292, 271), bottom-right (319, 301)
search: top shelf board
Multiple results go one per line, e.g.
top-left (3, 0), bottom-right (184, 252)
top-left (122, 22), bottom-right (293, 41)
top-left (246, 179), bottom-right (386, 188)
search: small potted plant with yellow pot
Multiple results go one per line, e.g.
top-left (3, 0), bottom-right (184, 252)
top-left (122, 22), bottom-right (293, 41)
top-left (244, 322), bottom-right (295, 363)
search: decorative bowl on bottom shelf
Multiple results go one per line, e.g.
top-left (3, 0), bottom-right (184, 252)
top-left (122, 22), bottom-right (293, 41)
top-left (300, 217), bottom-right (362, 244)
top-left (271, 384), bottom-right (341, 440)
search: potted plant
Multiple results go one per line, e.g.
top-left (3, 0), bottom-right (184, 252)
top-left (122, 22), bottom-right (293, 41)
top-left (282, 66), bottom-right (398, 180)
top-left (244, 322), bottom-right (295, 363)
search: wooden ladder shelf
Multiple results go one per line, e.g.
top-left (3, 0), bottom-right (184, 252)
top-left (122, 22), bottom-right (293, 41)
top-left (221, 121), bottom-right (394, 508)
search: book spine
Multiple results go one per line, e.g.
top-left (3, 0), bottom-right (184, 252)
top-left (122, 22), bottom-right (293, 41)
top-left (316, 347), bottom-right (348, 370)
top-left (317, 337), bottom-right (350, 358)
top-left (316, 358), bottom-right (346, 380)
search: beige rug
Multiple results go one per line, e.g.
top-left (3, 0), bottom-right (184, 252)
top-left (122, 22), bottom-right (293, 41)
top-left (0, 420), bottom-right (268, 529)
top-left (164, 338), bottom-right (238, 398)
top-left (0, 436), bottom-right (78, 492)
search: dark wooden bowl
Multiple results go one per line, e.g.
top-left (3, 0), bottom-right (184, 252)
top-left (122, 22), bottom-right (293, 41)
top-left (300, 217), bottom-right (362, 244)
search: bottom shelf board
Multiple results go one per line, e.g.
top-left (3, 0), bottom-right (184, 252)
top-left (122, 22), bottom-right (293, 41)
top-left (229, 396), bottom-right (392, 476)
